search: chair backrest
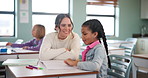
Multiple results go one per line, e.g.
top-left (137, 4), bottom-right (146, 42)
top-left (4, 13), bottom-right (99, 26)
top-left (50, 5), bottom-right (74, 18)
top-left (119, 38), bottom-right (137, 56)
top-left (108, 55), bottom-right (132, 78)
top-left (125, 38), bottom-right (137, 45)
top-left (119, 38), bottom-right (137, 49)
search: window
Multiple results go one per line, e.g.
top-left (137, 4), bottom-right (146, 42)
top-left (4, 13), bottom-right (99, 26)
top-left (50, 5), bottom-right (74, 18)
top-left (32, 0), bottom-right (69, 34)
top-left (86, 0), bottom-right (118, 37)
top-left (0, 0), bottom-right (15, 37)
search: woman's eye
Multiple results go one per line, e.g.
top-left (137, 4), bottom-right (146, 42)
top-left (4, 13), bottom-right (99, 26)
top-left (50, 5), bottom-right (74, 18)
top-left (68, 24), bottom-right (72, 27)
top-left (61, 24), bottom-right (66, 27)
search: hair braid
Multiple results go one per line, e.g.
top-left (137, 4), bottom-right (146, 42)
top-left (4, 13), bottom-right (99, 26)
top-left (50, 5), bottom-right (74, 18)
top-left (101, 32), bottom-right (111, 68)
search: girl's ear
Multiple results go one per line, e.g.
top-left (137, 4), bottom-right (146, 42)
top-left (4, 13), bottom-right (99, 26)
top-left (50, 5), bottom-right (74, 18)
top-left (93, 32), bottom-right (98, 38)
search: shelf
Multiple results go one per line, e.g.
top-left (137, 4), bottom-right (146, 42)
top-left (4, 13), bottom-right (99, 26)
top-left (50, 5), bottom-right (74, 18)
top-left (132, 34), bottom-right (148, 38)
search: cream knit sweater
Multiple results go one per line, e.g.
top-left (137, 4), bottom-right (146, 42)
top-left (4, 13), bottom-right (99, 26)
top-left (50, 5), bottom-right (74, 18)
top-left (39, 32), bottom-right (80, 61)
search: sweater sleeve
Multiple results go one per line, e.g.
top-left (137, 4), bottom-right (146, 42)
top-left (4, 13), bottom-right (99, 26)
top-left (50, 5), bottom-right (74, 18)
top-left (39, 33), bottom-right (67, 61)
top-left (56, 33), bottom-right (80, 60)
top-left (11, 39), bottom-right (34, 48)
top-left (26, 39), bottom-right (43, 51)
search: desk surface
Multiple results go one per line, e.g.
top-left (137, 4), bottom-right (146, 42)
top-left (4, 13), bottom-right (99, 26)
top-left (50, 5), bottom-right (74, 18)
top-left (81, 46), bottom-right (124, 51)
top-left (108, 46), bottom-right (124, 51)
top-left (81, 46), bottom-right (125, 55)
top-left (132, 54), bottom-right (148, 78)
top-left (0, 50), bottom-right (38, 55)
top-left (107, 40), bottom-right (132, 44)
top-left (0, 48), bottom-right (38, 55)
top-left (6, 61), bottom-right (98, 78)
top-left (132, 54), bottom-right (148, 59)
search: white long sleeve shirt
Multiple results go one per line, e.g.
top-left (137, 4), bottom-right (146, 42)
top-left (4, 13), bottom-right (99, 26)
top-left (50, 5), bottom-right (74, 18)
top-left (39, 32), bottom-right (80, 61)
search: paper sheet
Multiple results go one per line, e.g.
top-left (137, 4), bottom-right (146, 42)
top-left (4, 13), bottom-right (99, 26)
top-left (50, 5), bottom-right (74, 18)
top-left (0, 42), bottom-right (8, 47)
top-left (2, 59), bottom-right (39, 66)
top-left (42, 60), bottom-right (76, 70)
top-left (9, 48), bottom-right (37, 53)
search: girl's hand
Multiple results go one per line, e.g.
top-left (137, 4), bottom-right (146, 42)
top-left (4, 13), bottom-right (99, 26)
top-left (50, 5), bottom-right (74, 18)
top-left (6, 42), bottom-right (12, 46)
top-left (65, 48), bottom-right (70, 51)
top-left (64, 58), bottom-right (79, 66)
top-left (22, 46), bottom-right (29, 49)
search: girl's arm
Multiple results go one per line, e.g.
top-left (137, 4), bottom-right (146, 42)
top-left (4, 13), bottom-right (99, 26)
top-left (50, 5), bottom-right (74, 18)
top-left (11, 39), bottom-right (34, 48)
top-left (25, 39), bottom-right (43, 51)
top-left (64, 58), bottom-right (79, 66)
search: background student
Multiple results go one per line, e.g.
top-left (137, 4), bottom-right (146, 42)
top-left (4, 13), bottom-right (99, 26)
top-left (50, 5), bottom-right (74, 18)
top-left (6, 24), bottom-right (45, 51)
top-left (64, 19), bottom-right (110, 78)
top-left (39, 14), bottom-right (80, 61)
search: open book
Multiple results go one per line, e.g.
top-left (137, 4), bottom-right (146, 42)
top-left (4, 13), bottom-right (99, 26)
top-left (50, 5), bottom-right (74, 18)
top-left (2, 59), bottom-right (39, 66)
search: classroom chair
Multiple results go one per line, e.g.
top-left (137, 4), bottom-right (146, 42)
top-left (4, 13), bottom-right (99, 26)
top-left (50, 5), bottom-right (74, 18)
top-left (0, 61), bottom-right (5, 78)
top-left (119, 38), bottom-right (137, 56)
top-left (107, 54), bottom-right (132, 78)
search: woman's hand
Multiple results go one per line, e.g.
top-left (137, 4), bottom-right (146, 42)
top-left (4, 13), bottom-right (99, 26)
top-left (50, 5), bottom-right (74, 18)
top-left (6, 42), bottom-right (12, 46)
top-left (64, 58), bottom-right (79, 66)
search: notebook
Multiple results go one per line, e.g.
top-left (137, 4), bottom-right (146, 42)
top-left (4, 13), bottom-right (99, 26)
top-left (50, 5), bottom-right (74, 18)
top-left (2, 59), bottom-right (39, 66)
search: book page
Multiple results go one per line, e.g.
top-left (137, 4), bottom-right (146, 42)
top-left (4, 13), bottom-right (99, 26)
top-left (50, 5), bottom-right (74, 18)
top-left (42, 60), bottom-right (76, 70)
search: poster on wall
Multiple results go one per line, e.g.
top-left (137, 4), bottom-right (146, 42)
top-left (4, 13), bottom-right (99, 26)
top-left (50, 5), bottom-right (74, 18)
top-left (19, 0), bottom-right (29, 23)
top-left (20, 11), bottom-right (29, 23)
top-left (20, 0), bottom-right (28, 10)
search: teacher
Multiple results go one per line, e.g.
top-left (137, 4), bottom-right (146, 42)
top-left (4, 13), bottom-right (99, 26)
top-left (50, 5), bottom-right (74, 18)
top-left (39, 14), bottom-right (80, 61)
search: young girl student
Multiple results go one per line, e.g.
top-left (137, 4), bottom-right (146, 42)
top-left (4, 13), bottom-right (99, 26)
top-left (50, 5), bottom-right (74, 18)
top-left (64, 19), bottom-right (110, 78)
top-left (6, 24), bottom-right (45, 51)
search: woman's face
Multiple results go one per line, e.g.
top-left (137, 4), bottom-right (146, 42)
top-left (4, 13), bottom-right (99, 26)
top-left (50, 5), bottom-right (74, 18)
top-left (81, 26), bottom-right (97, 45)
top-left (59, 17), bottom-right (73, 37)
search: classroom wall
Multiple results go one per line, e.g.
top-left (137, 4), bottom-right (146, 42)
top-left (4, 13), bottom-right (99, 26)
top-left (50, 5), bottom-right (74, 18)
top-left (0, 0), bottom-right (32, 42)
top-left (70, 0), bottom-right (86, 36)
top-left (16, 0), bottom-right (33, 42)
top-left (111, 0), bottom-right (141, 40)
top-left (113, 0), bottom-right (148, 40)
top-left (0, 0), bottom-right (148, 42)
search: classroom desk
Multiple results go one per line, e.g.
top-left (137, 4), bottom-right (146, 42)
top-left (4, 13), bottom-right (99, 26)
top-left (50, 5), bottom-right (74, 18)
top-left (0, 48), bottom-right (39, 61)
top-left (108, 46), bottom-right (125, 55)
top-left (0, 50), bottom-right (38, 55)
top-left (107, 40), bottom-right (132, 44)
top-left (132, 54), bottom-right (148, 78)
top-left (5, 61), bottom-right (98, 78)
top-left (107, 40), bottom-right (132, 47)
top-left (1, 45), bottom-right (125, 61)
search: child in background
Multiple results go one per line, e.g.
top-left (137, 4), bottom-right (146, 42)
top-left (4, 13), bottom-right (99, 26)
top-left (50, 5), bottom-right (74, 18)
top-left (64, 19), bottom-right (110, 78)
top-left (6, 24), bottom-right (45, 51)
